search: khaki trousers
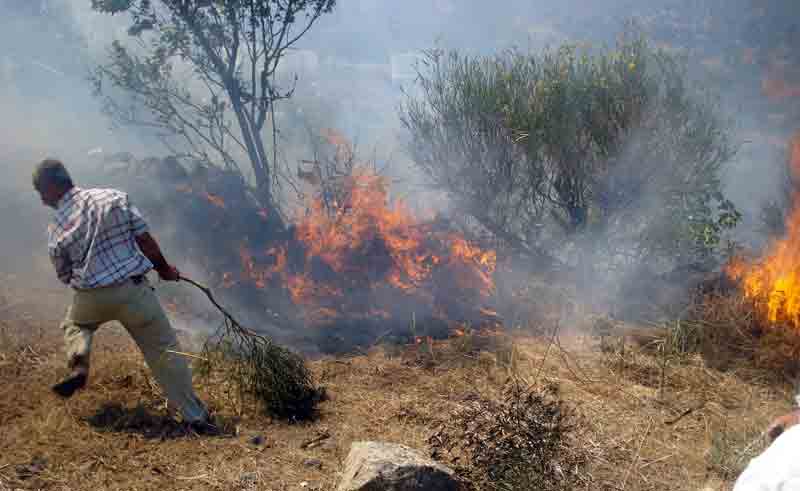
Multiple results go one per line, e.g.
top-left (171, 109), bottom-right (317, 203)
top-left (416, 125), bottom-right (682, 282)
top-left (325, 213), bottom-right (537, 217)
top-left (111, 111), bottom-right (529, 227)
top-left (61, 278), bottom-right (209, 423)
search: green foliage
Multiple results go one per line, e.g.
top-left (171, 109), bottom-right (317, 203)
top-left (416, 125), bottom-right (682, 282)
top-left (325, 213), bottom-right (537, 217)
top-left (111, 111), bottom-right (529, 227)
top-left (184, 277), bottom-right (323, 421)
top-left (90, 0), bottom-right (336, 211)
top-left (200, 321), bottom-right (323, 421)
top-left (401, 33), bottom-right (740, 272)
top-left (90, 0), bottom-right (135, 14)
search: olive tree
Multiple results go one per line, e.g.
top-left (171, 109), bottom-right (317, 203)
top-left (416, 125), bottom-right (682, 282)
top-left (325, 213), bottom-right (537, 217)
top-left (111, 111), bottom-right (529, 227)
top-left (90, 0), bottom-right (336, 217)
top-left (401, 35), bottom-right (740, 274)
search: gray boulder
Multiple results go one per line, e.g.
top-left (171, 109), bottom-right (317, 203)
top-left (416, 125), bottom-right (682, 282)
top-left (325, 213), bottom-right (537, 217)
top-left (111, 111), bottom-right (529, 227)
top-left (337, 441), bottom-right (459, 491)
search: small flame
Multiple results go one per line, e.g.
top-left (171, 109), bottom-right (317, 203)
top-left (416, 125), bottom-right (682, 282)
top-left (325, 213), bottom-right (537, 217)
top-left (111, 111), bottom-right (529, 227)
top-left (763, 78), bottom-right (800, 101)
top-left (222, 272), bottom-right (236, 288)
top-left (479, 307), bottom-right (500, 318)
top-left (204, 192), bottom-right (226, 209)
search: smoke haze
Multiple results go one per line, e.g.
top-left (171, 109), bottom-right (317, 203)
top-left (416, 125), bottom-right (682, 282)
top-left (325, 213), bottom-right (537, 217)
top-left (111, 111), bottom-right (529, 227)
top-left (2, 0), bottom-right (799, 330)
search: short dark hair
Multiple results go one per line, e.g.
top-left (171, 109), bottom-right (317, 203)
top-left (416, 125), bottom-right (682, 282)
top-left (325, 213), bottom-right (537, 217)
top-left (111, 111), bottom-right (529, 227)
top-left (33, 158), bottom-right (74, 190)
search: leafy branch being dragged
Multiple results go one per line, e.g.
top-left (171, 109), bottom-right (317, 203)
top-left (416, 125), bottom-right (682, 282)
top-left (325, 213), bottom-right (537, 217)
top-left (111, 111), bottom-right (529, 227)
top-left (181, 276), bottom-right (323, 421)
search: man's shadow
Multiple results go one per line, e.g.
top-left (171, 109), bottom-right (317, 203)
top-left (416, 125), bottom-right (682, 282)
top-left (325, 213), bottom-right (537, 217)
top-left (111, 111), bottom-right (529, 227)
top-left (86, 402), bottom-right (235, 440)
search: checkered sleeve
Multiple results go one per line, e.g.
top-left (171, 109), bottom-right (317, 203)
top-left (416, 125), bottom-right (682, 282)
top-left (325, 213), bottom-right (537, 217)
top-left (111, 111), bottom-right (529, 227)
top-left (126, 195), bottom-right (150, 237)
top-left (47, 227), bottom-right (72, 285)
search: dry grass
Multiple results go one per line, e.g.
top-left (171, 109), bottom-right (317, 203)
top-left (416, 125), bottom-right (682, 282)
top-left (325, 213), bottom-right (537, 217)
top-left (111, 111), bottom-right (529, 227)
top-left (684, 292), bottom-right (800, 384)
top-left (558, 337), bottom-right (785, 491)
top-left (429, 378), bottom-right (584, 490)
top-left (0, 276), bottom-right (797, 491)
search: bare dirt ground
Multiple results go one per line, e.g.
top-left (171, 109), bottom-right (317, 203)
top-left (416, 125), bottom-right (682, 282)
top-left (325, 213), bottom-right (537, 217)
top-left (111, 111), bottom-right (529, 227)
top-left (0, 273), bottom-right (795, 491)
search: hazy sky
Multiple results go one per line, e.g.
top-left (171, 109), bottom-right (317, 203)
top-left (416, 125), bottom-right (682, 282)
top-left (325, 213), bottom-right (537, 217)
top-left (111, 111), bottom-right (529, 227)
top-left (1, 0), bottom-right (799, 265)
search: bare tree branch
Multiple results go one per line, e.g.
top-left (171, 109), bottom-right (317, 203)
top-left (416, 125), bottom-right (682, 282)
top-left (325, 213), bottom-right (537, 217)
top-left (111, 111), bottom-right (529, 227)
top-left (92, 0), bottom-right (336, 216)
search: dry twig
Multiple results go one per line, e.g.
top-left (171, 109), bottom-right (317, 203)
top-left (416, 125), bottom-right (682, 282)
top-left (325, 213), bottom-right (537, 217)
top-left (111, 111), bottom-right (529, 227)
top-left (622, 417), bottom-right (653, 490)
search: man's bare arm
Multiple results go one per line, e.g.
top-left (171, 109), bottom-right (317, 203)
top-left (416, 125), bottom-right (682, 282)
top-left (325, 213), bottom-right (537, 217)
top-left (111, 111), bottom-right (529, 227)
top-left (135, 232), bottom-right (180, 281)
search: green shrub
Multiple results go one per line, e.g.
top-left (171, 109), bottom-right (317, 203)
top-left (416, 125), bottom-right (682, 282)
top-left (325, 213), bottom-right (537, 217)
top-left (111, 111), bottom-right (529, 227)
top-left (401, 32), bottom-right (739, 274)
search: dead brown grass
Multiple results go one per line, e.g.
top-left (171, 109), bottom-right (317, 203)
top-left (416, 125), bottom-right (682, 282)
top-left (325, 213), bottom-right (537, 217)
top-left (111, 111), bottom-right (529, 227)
top-left (0, 277), bottom-right (796, 491)
top-left (685, 292), bottom-right (800, 384)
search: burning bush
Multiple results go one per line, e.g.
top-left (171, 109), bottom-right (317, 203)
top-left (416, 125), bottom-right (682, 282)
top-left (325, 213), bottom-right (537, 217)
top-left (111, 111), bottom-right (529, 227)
top-left (680, 289), bottom-right (800, 382)
top-left (429, 381), bottom-right (584, 491)
top-left (242, 165), bottom-right (498, 329)
top-left (100, 134), bottom-right (501, 355)
top-left (729, 134), bottom-right (800, 327)
top-left (706, 132), bottom-right (800, 378)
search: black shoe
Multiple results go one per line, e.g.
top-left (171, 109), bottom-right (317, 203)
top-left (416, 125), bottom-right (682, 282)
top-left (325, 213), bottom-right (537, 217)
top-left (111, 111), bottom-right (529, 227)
top-left (52, 372), bottom-right (87, 398)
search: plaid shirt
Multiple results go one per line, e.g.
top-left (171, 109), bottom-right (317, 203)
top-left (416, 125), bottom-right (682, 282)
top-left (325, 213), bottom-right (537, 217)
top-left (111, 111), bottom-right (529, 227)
top-left (48, 187), bottom-right (153, 289)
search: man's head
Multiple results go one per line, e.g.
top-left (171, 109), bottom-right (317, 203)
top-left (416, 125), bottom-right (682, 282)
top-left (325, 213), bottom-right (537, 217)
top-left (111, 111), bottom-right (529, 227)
top-left (33, 158), bottom-right (74, 208)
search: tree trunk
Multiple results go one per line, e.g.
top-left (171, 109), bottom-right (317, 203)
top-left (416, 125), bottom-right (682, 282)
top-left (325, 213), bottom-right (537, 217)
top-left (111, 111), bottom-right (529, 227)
top-left (229, 97), bottom-right (285, 230)
top-left (251, 124), bottom-right (275, 211)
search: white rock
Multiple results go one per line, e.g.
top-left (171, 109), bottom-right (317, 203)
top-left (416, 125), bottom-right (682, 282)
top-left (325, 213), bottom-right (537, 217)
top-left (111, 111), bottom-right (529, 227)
top-left (337, 441), bottom-right (458, 491)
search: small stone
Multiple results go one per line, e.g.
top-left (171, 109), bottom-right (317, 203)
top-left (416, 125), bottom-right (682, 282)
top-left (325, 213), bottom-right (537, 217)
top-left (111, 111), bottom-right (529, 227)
top-left (240, 471), bottom-right (258, 485)
top-left (249, 435), bottom-right (266, 445)
top-left (15, 456), bottom-right (47, 480)
top-left (319, 439), bottom-right (337, 452)
top-left (303, 458), bottom-right (323, 470)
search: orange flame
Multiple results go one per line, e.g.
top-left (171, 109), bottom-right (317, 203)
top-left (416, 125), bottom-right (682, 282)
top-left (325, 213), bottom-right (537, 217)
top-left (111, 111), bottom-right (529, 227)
top-left (222, 271), bottom-right (236, 288)
top-left (204, 192), bottom-right (226, 209)
top-left (239, 163), bottom-right (497, 326)
top-left (728, 133), bottom-right (800, 326)
top-left (763, 77), bottom-right (800, 101)
top-left (762, 61), bottom-right (800, 102)
top-left (239, 245), bottom-right (288, 290)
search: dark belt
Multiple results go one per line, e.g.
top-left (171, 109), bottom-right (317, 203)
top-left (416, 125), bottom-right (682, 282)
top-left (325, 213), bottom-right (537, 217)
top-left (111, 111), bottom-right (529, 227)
top-left (131, 274), bottom-right (146, 285)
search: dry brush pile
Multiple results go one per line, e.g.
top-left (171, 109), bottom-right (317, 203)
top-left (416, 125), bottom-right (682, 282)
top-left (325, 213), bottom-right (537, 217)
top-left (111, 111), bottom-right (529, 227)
top-left (429, 379), bottom-right (585, 491)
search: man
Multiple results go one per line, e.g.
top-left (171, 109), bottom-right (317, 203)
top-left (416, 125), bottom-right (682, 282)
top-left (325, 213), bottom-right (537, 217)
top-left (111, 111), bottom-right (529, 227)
top-left (767, 402), bottom-right (800, 441)
top-left (735, 415), bottom-right (800, 491)
top-left (33, 158), bottom-right (214, 432)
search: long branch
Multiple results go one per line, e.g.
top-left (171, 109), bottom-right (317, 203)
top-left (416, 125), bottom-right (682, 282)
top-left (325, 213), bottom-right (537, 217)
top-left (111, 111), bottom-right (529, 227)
top-left (180, 276), bottom-right (270, 343)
